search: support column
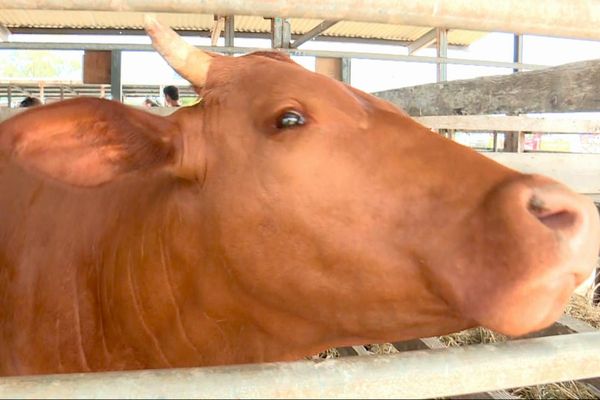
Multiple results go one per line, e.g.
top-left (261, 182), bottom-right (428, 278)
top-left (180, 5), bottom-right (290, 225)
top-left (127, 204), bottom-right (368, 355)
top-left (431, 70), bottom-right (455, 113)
top-left (271, 17), bottom-right (291, 49)
top-left (38, 83), bottom-right (45, 103)
top-left (341, 58), bottom-right (351, 84)
top-left (436, 28), bottom-right (448, 82)
top-left (513, 34), bottom-right (523, 73)
top-left (224, 15), bottom-right (235, 48)
top-left (110, 50), bottom-right (122, 102)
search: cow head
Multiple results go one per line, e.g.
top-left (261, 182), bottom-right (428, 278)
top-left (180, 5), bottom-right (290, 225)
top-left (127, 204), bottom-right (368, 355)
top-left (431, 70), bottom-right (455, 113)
top-left (2, 16), bottom-right (598, 361)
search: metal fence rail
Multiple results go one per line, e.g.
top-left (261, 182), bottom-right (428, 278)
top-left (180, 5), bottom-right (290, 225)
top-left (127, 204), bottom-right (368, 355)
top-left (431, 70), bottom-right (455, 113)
top-left (1, 332), bottom-right (599, 399)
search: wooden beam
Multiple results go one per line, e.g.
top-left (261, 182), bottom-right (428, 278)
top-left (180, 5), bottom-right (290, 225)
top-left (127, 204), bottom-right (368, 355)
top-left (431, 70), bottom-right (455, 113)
top-left (407, 29), bottom-right (436, 55)
top-left (210, 16), bottom-right (225, 47)
top-left (375, 59), bottom-right (600, 116)
top-left (415, 115), bottom-right (600, 134)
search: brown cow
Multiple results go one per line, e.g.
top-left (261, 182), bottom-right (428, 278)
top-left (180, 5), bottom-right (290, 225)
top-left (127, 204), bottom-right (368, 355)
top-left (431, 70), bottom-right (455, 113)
top-left (0, 17), bottom-right (598, 377)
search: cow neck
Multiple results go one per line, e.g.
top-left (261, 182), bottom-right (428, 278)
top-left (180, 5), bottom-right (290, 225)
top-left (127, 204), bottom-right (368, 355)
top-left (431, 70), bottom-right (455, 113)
top-left (97, 179), bottom-right (335, 369)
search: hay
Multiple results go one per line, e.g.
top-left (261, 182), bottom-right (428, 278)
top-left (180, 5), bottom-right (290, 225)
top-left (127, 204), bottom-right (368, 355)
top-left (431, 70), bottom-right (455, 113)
top-left (511, 381), bottom-right (599, 400)
top-left (564, 293), bottom-right (600, 329)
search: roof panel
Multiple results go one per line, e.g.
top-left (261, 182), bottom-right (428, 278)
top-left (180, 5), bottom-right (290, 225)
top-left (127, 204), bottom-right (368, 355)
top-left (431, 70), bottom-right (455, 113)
top-left (0, 9), bottom-right (487, 46)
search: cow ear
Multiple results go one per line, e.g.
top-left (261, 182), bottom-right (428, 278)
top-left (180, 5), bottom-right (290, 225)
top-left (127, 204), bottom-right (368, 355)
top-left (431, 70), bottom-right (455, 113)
top-left (0, 98), bottom-right (179, 187)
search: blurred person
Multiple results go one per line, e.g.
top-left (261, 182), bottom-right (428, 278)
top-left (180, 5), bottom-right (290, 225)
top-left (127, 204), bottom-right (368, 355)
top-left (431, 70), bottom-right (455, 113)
top-left (19, 97), bottom-right (42, 108)
top-left (163, 85), bottom-right (180, 107)
top-left (144, 98), bottom-right (160, 108)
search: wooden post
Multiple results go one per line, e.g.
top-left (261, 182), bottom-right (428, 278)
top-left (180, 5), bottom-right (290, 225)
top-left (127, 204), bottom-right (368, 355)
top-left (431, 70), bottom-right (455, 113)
top-left (315, 57), bottom-right (343, 81)
top-left (83, 50), bottom-right (112, 84)
top-left (503, 131), bottom-right (525, 152)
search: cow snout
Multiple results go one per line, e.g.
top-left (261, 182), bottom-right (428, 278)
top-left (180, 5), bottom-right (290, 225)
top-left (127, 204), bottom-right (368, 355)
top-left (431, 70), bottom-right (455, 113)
top-left (456, 174), bottom-right (600, 337)
top-left (525, 180), bottom-right (600, 286)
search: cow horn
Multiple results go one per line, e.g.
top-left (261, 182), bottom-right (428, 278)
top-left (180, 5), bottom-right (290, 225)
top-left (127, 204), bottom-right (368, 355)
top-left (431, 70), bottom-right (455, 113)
top-left (144, 14), bottom-right (213, 87)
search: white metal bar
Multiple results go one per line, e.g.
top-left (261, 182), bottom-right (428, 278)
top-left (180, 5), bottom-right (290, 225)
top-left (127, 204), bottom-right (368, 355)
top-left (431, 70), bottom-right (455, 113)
top-left (0, 333), bottom-right (599, 399)
top-left (483, 152), bottom-right (600, 194)
top-left (290, 20), bottom-right (339, 49)
top-left (415, 115), bottom-right (600, 134)
top-left (1, 0), bottom-right (599, 40)
top-left (0, 42), bottom-right (547, 71)
top-left (436, 28), bottom-right (448, 82)
top-left (351, 345), bottom-right (371, 356)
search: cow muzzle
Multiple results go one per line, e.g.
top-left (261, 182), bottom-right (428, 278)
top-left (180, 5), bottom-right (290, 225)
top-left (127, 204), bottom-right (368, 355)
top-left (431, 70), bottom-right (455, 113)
top-left (448, 174), bottom-right (600, 337)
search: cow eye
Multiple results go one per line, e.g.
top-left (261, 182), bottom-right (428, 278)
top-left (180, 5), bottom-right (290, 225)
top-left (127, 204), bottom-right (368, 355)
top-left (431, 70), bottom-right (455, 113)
top-left (276, 111), bottom-right (305, 129)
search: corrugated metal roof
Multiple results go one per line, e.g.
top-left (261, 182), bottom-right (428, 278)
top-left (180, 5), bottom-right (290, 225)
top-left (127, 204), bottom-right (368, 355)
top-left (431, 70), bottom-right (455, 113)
top-left (0, 9), bottom-right (486, 46)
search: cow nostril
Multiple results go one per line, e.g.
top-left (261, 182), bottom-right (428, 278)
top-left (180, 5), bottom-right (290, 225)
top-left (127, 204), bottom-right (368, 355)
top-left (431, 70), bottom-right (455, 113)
top-left (527, 194), bottom-right (577, 231)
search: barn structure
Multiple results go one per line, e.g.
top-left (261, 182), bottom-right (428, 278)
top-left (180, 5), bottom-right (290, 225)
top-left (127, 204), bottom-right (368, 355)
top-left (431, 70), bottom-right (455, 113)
top-left (0, 1), bottom-right (599, 398)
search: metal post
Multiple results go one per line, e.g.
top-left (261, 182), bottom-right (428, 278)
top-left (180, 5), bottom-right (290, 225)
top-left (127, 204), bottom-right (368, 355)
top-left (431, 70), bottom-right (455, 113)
top-left (60, 86), bottom-right (64, 101)
top-left (38, 83), bottom-right (45, 103)
top-left (110, 50), bottom-right (122, 102)
top-left (7, 85), bottom-right (11, 108)
top-left (271, 17), bottom-right (291, 49)
top-left (513, 34), bottom-right (524, 73)
top-left (436, 28), bottom-right (448, 82)
top-left (341, 57), bottom-right (351, 84)
top-left (224, 16), bottom-right (235, 48)
top-left (0, 23), bottom-right (10, 42)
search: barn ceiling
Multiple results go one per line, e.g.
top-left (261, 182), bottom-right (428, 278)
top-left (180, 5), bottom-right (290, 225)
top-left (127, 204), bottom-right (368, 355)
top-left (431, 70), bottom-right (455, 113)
top-left (0, 9), bottom-right (487, 46)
